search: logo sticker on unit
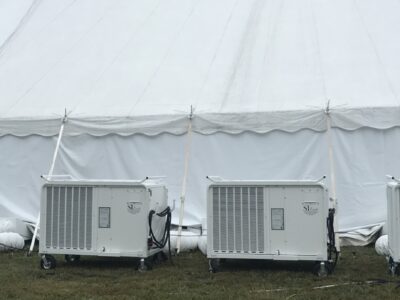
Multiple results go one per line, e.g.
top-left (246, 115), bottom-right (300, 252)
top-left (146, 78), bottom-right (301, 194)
top-left (127, 202), bottom-right (142, 214)
top-left (302, 202), bottom-right (319, 215)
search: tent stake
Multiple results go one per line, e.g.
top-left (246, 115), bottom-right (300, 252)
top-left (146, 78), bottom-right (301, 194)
top-left (28, 111), bottom-right (67, 256)
top-left (176, 106), bottom-right (194, 254)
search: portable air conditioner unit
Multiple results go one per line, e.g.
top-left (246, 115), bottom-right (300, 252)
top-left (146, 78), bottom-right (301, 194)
top-left (207, 178), bottom-right (338, 275)
top-left (386, 178), bottom-right (400, 275)
top-left (39, 177), bottom-right (171, 271)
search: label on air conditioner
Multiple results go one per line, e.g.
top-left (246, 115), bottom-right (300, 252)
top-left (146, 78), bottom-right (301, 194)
top-left (271, 208), bottom-right (284, 230)
top-left (99, 207), bottom-right (111, 228)
top-left (127, 201), bottom-right (142, 215)
top-left (302, 201), bottom-right (319, 215)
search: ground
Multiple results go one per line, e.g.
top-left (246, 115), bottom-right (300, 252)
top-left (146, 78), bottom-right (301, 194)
top-left (0, 246), bottom-right (399, 299)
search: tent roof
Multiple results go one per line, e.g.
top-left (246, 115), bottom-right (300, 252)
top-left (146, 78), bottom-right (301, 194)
top-left (0, 0), bottom-right (33, 47)
top-left (0, 0), bottom-right (400, 136)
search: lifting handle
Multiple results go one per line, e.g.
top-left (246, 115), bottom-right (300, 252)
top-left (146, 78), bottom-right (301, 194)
top-left (387, 175), bottom-right (400, 183)
top-left (314, 175), bottom-right (327, 183)
top-left (206, 176), bottom-right (224, 183)
top-left (170, 199), bottom-right (176, 212)
top-left (40, 174), bottom-right (73, 182)
top-left (140, 176), bottom-right (166, 183)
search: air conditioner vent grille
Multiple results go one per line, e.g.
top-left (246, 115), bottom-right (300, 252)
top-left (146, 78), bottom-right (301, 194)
top-left (45, 186), bottom-right (93, 250)
top-left (212, 186), bottom-right (264, 253)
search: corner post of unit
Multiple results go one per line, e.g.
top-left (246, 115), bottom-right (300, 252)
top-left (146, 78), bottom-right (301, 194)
top-left (176, 105), bottom-right (194, 254)
top-left (324, 101), bottom-right (340, 252)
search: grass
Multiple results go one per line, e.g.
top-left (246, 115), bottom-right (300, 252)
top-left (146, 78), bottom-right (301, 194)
top-left (0, 246), bottom-right (399, 299)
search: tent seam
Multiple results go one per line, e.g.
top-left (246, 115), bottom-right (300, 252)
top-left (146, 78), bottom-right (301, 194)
top-left (0, 0), bottom-right (41, 57)
top-left (69, 0), bottom-right (163, 115)
top-left (352, 0), bottom-right (400, 105)
top-left (127, 0), bottom-right (202, 116)
top-left (2, 1), bottom-right (118, 118)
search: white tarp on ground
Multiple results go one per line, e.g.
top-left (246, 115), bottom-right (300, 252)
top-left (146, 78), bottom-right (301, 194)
top-left (1, 0), bottom-right (400, 239)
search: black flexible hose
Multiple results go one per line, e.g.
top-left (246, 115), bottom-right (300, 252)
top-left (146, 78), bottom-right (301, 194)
top-left (148, 206), bottom-right (172, 262)
top-left (327, 208), bottom-right (339, 273)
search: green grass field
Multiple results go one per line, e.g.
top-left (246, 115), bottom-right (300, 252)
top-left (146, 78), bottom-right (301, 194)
top-left (0, 246), bottom-right (399, 299)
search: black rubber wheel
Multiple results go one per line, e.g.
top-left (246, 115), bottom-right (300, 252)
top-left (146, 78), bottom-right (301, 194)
top-left (137, 258), bottom-right (153, 272)
top-left (40, 255), bottom-right (56, 270)
top-left (313, 261), bottom-right (328, 277)
top-left (158, 251), bottom-right (168, 262)
top-left (152, 251), bottom-right (168, 264)
top-left (209, 258), bottom-right (220, 273)
top-left (325, 260), bottom-right (335, 274)
top-left (65, 255), bottom-right (80, 263)
top-left (389, 257), bottom-right (400, 275)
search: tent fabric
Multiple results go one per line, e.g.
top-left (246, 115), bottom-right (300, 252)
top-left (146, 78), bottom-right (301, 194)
top-left (2, 107), bottom-right (400, 137)
top-left (0, 0), bottom-right (35, 48)
top-left (0, 0), bottom-right (400, 136)
top-left (0, 110), bottom-right (326, 137)
top-left (0, 115), bottom-right (190, 137)
top-left (1, 0), bottom-right (400, 239)
top-left (0, 130), bottom-right (329, 225)
top-left (1, 128), bottom-right (396, 233)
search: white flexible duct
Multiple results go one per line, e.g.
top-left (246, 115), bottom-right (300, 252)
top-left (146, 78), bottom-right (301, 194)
top-left (0, 232), bottom-right (24, 251)
top-left (375, 235), bottom-right (389, 257)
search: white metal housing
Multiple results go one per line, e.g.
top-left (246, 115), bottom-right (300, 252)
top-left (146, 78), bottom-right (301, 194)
top-left (207, 180), bottom-right (331, 262)
top-left (387, 181), bottom-right (400, 263)
top-left (39, 178), bottom-right (168, 259)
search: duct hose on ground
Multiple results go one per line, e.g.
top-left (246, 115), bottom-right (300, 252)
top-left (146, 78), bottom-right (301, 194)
top-left (164, 230), bottom-right (200, 254)
top-left (375, 235), bottom-right (389, 257)
top-left (0, 232), bottom-right (25, 251)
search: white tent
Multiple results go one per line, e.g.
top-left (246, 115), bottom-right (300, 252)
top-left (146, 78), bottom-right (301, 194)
top-left (1, 0), bottom-right (400, 240)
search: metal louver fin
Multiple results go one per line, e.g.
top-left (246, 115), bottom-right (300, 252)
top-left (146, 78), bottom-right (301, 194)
top-left (212, 186), bottom-right (264, 253)
top-left (45, 185), bottom-right (93, 251)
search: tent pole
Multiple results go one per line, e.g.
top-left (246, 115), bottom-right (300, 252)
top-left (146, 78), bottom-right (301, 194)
top-left (48, 120), bottom-right (66, 177)
top-left (176, 106), bottom-right (194, 254)
top-left (325, 102), bottom-right (340, 252)
top-left (28, 111), bottom-right (67, 255)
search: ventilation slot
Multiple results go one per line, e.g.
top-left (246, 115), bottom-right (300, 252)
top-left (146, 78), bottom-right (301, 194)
top-left (212, 186), bottom-right (264, 253)
top-left (45, 186), bottom-right (93, 250)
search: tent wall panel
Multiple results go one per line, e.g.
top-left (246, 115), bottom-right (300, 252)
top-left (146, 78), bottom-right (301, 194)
top-left (0, 135), bottom-right (54, 221)
top-left (1, 128), bottom-right (392, 233)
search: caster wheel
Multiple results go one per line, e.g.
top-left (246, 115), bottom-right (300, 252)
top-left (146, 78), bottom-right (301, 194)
top-left (313, 261), bottom-right (328, 277)
top-left (209, 258), bottom-right (220, 273)
top-left (325, 261), bottom-right (334, 275)
top-left (152, 252), bottom-right (167, 264)
top-left (389, 257), bottom-right (399, 275)
top-left (137, 258), bottom-right (153, 272)
top-left (158, 251), bottom-right (168, 262)
top-left (65, 255), bottom-right (80, 264)
top-left (40, 255), bottom-right (56, 270)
